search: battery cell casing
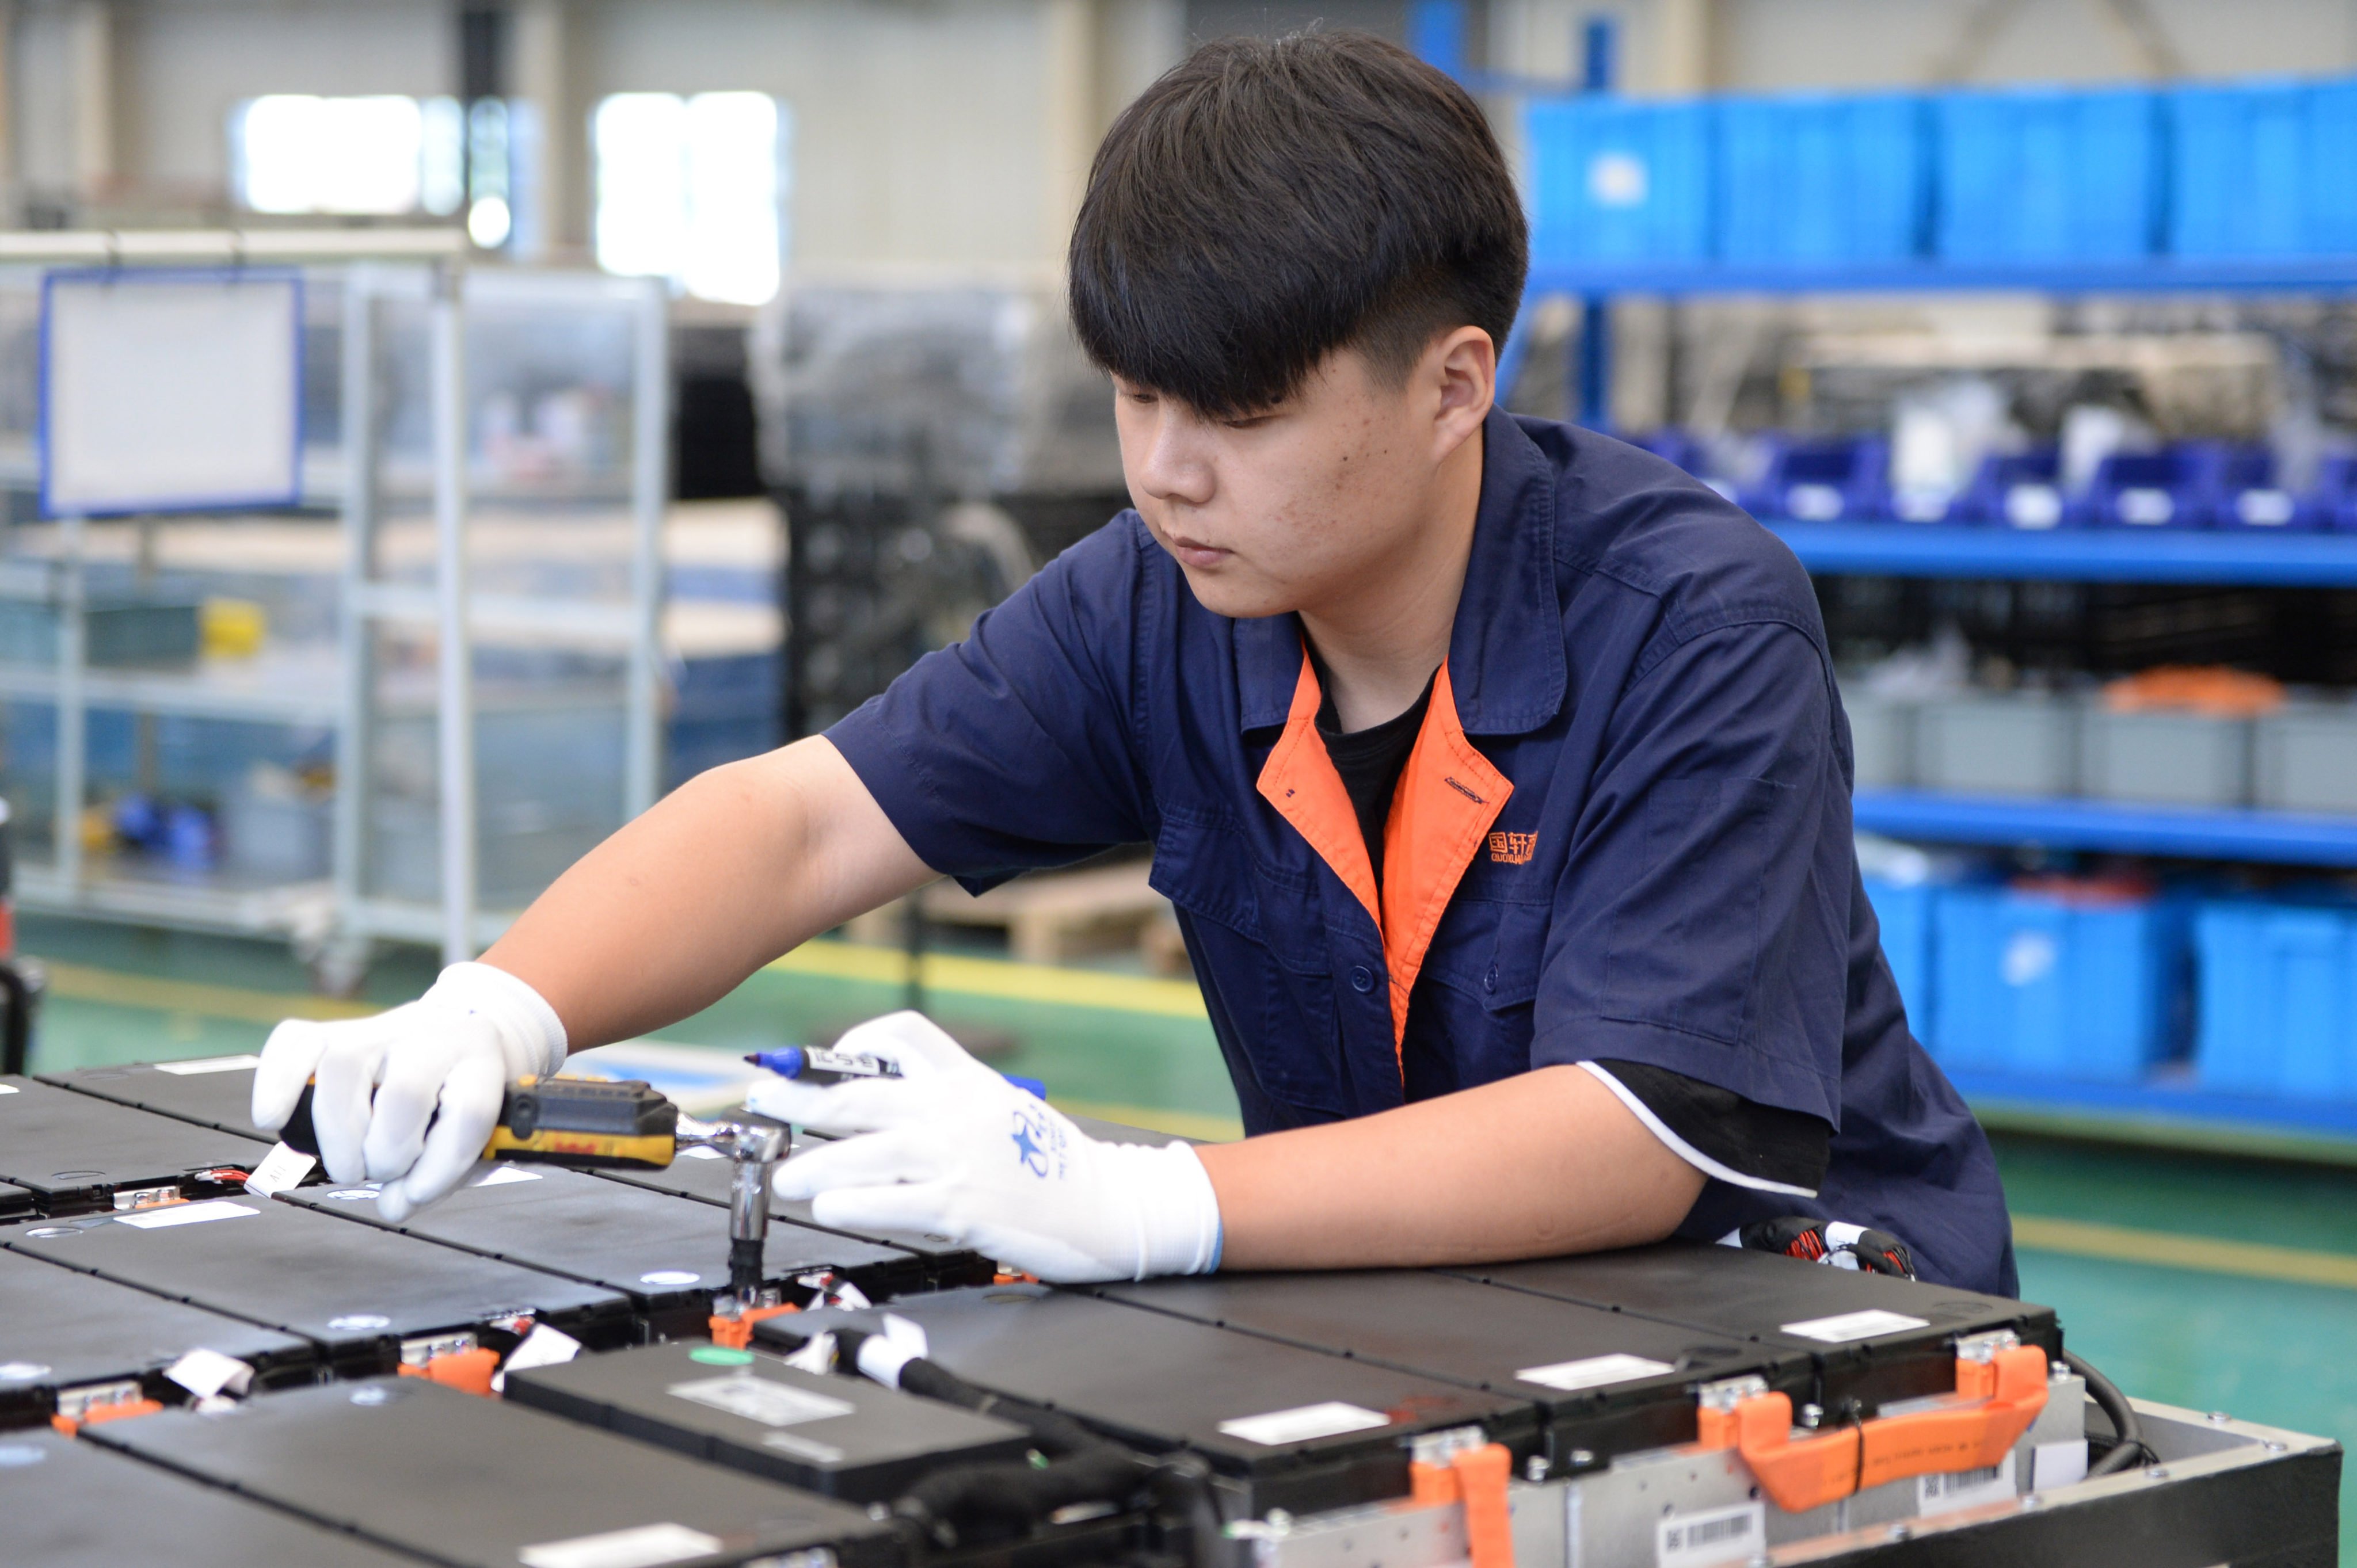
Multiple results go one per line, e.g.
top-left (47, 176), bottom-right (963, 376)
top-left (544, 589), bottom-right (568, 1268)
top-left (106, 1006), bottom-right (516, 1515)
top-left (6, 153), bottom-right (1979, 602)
top-left (2, 1428), bottom-right (421, 1568)
top-left (283, 1164), bottom-right (926, 1335)
top-left (760, 1283), bottom-right (1539, 1516)
top-left (1448, 1243), bottom-right (2064, 1416)
top-left (1, 1177), bottom-right (33, 1223)
top-left (596, 1131), bottom-right (993, 1289)
top-left (1, 1193), bottom-right (632, 1375)
top-left (0, 1245), bottom-right (315, 1426)
top-left (1095, 1270), bottom-right (1817, 1467)
top-left (38, 1055), bottom-right (271, 1137)
top-left (0, 1075), bottom-right (269, 1215)
top-left (507, 1341), bottom-right (1031, 1501)
top-left (86, 1375), bottom-right (900, 1568)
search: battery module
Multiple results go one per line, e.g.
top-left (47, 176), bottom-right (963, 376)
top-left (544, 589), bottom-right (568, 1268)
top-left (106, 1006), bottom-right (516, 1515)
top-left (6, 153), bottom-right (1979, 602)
top-left (0, 1074), bottom-right (270, 1215)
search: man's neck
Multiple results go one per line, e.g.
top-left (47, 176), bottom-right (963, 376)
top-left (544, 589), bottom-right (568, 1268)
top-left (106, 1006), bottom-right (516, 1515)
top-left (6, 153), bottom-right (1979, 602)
top-left (1299, 428), bottom-right (1484, 733)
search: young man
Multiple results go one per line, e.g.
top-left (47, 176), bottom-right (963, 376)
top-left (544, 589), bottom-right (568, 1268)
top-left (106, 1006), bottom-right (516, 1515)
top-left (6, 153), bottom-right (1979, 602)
top-left (253, 32), bottom-right (2015, 1294)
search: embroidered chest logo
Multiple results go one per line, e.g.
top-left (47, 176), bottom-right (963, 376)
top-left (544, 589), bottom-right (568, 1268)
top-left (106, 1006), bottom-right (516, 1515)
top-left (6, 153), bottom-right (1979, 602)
top-left (1488, 831), bottom-right (1537, 865)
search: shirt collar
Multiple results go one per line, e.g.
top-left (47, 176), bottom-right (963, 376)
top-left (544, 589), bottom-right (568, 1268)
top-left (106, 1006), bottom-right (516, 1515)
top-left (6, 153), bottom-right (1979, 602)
top-left (1236, 406), bottom-right (1566, 736)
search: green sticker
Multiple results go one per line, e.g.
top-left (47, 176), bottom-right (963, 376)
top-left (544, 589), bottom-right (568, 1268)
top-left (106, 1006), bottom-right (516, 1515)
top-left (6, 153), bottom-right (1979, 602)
top-left (691, 1346), bottom-right (755, 1366)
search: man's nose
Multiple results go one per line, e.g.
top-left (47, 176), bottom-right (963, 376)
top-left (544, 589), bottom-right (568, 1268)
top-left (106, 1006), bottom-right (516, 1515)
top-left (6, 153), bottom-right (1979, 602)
top-left (1133, 407), bottom-right (1216, 508)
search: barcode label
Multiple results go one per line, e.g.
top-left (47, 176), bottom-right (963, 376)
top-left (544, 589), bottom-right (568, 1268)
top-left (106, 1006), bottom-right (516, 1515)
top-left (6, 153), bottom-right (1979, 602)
top-left (1656, 1501), bottom-right (1763, 1568)
top-left (1919, 1451), bottom-right (2016, 1515)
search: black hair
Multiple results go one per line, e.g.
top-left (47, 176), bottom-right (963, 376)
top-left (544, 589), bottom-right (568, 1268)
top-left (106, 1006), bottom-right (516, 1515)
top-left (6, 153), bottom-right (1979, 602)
top-left (1068, 29), bottom-right (1528, 418)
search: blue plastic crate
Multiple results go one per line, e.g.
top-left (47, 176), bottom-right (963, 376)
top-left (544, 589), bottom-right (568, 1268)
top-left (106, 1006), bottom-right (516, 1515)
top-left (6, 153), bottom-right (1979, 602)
top-left (1934, 88), bottom-right (2162, 261)
top-left (1719, 94), bottom-right (1928, 264)
top-left (2066, 446), bottom-right (2234, 530)
top-left (2194, 901), bottom-right (2357, 1099)
top-left (2169, 78), bottom-right (2357, 258)
top-left (1951, 449), bottom-right (2065, 529)
top-left (1735, 435), bottom-right (1890, 522)
top-left (1863, 876), bottom-right (1936, 1039)
top-left (1526, 96), bottom-right (1714, 265)
top-left (1928, 883), bottom-right (2187, 1082)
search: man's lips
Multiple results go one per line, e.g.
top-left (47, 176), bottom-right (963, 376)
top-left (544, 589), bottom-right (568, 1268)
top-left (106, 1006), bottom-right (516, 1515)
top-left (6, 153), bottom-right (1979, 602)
top-left (1164, 533), bottom-right (1231, 568)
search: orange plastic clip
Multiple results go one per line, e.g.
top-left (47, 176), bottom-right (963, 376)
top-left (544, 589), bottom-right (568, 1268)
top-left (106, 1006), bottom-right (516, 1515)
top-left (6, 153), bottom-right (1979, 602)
top-left (49, 1398), bottom-right (163, 1437)
top-left (709, 1302), bottom-right (799, 1350)
top-left (1405, 1445), bottom-right (1517, 1568)
top-left (1696, 1345), bottom-right (2049, 1514)
top-left (396, 1346), bottom-right (501, 1398)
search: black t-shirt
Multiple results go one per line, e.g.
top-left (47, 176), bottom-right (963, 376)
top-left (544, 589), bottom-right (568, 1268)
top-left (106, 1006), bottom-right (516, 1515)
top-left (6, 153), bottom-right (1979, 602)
top-left (1315, 671), bottom-right (1829, 1196)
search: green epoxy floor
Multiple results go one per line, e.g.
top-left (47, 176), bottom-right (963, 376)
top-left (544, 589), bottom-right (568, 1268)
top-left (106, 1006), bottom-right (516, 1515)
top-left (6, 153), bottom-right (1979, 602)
top-left (14, 913), bottom-right (2355, 1558)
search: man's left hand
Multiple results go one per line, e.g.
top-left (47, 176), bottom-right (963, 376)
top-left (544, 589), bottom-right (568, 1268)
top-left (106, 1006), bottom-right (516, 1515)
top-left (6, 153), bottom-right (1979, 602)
top-left (748, 1011), bottom-right (1221, 1283)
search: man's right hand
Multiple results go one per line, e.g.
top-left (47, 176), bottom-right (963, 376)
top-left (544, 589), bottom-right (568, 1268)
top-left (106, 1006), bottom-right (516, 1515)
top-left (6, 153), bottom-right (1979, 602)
top-left (250, 962), bottom-right (568, 1222)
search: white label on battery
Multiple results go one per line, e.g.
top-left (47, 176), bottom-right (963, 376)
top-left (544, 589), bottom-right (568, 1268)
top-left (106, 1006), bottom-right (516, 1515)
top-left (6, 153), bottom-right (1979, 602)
top-left (666, 1374), bottom-right (855, 1429)
top-left (243, 1142), bottom-right (316, 1198)
top-left (0, 1084), bottom-right (17, 1094)
top-left (1778, 1308), bottom-right (1928, 1344)
top-left (115, 1199), bottom-right (257, 1230)
top-left (471, 1165), bottom-right (542, 1188)
top-left (1918, 1451), bottom-right (2015, 1515)
top-left (677, 1144), bottom-right (726, 1160)
top-left (163, 1347), bottom-right (254, 1399)
top-left (1216, 1401), bottom-right (1391, 1446)
top-left (1516, 1353), bottom-right (1676, 1392)
top-left (517, 1523), bottom-right (725, 1568)
top-left (154, 1054), bottom-right (262, 1075)
top-left (490, 1323), bottom-right (582, 1394)
top-left (2034, 1439), bottom-right (2089, 1490)
top-left (1655, 1500), bottom-right (1763, 1568)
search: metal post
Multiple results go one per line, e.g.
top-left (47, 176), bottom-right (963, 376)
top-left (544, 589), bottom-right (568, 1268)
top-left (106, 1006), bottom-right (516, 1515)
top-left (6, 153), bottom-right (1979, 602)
top-left (55, 514), bottom-right (86, 895)
top-left (334, 272), bottom-right (380, 940)
top-left (431, 263), bottom-right (477, 964)
top-left (623, 278), bottom-right (668, 818)
top-left (1575, 14), bottom-right (1617, 430)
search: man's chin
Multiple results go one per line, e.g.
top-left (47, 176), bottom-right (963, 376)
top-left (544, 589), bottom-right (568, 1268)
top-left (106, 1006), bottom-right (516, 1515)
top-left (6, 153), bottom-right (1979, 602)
top-left (1180, 570), bottom-right (1293, 621)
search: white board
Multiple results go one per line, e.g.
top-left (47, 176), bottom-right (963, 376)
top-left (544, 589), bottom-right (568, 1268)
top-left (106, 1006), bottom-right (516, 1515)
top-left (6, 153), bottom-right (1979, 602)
top-left (41, 269), bottom-right (304, 516)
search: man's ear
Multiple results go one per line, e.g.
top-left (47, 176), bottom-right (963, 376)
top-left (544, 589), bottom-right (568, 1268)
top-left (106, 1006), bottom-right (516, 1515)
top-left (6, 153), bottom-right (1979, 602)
top-left (1428, 325), bottom-right (1495, 455)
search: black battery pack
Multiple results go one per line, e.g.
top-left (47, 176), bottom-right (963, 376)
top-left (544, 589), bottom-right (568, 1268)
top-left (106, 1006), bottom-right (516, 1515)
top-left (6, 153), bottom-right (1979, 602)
top-left (1, 1192), bottom-right (633, 1376)
top-left (1094, 1269), bottom-right (1818, 1470)
top-left (2, 1427), bottom-right (422, 1568)
top-left (596, 1130), bottom-right (994, 1290)
top-left (1448, 1242), bottom-right (2065, 1417)
top-left (85, 1375), bottom-right (900, 1568)
top-left (1, 1177), bottom-right (33, 1223)
top-left (0, 1245), bottom-right (315, 1427)
top-left (39, 1054), bottom-right (270, 1137)
top-left (281, 1164), bottom-right (928, 1335)
top-left (0, 1074), bottom-right (271, 1215)
top-left (507, 1340), bottom-right (1033, 1501)
top-left (759, 1283), bottom-right (1538, 1517)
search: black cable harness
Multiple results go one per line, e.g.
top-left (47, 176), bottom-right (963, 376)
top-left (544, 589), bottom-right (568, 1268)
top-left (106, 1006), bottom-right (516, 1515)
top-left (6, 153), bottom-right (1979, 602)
top-left (2061, 1350), bottom-right (2155, 1477)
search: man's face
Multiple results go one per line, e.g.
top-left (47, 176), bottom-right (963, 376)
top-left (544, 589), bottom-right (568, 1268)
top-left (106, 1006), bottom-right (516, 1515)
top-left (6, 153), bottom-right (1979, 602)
top-left (1113, 344), bottom-right (1475, 621)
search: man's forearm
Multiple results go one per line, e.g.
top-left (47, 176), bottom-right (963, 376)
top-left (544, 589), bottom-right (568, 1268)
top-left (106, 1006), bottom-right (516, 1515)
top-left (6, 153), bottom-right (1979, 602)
top-left (481, 738), bottom-right (934, 1050)
top-left (1196, 1062), bottom-right (1705, 1269)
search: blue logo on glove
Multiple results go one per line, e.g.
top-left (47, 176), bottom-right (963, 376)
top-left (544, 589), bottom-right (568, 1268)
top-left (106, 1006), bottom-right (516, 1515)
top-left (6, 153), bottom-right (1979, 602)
top-left (1010, 1106), bottom-right (1051, 1178)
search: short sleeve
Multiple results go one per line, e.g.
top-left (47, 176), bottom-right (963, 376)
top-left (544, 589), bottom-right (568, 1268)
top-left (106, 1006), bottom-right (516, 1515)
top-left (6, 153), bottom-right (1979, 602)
top-left (825, 521), bottom-right (1153, 892)
top-left (1532, 619), bottom-right (1852, 1124)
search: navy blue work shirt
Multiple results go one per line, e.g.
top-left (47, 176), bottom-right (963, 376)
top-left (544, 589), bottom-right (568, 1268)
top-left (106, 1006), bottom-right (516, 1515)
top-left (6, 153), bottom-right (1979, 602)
top-left (828, 408), bottom-right (2017, 1295)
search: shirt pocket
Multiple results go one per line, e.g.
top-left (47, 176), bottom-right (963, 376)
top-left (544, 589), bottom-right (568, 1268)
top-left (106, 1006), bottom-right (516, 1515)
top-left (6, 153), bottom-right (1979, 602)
top-left (1152, 817), bottom-right (1346, 1115)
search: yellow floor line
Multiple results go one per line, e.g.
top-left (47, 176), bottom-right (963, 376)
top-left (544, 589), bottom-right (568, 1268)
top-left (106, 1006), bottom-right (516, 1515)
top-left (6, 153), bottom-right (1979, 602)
top-left (766, 941), bottom-right (1209, 1019)
top-left (2013, 1214), bottom-right (2357, 1291)
top-left (37, 960), bottom-right (378, 1025)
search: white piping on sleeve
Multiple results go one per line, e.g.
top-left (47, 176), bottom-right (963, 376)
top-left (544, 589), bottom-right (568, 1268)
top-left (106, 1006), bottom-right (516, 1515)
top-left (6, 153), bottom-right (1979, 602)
top-left (1576, 1060), bottom-right (1819, 1199)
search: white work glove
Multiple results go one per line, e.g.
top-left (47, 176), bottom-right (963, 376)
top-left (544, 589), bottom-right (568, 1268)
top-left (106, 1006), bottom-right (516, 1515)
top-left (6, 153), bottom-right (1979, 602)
top-left (749, 1011), bottom-right (1222, 1284)
top-left (250, 962), bottom-right (567, 1223)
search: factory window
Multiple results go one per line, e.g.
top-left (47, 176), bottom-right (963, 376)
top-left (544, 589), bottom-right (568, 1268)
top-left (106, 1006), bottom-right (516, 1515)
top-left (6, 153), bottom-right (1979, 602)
top-left (233, 95), bottom-right (469, 218)
top-left (594, 92), bottom-right (789, 306)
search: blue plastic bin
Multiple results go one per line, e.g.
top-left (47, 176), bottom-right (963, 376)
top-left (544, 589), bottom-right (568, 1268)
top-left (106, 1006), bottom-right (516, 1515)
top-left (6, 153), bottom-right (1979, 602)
top-left (1863, 876), bottom-right (1936, 1039)
top-left (1526, 96), bottom-right (1714, 265)
top-left (2194, 901), bottom-right (2357, 1099)
top-left (1934, 88), bottom-right (2162, 261)
top-left (1928, 882), bottom-right (2187, 1082)
top-left (1735, 436), bottom-right (1890, 522)
top-left (1949, 449), bottom-right (2065, 529)
top-left (2067, 446), bottom-right (2233, 530)
top-left (1719, 94), bottom-right (1929, 264)
top-left (2169, 78), bottom-right (2357, 258)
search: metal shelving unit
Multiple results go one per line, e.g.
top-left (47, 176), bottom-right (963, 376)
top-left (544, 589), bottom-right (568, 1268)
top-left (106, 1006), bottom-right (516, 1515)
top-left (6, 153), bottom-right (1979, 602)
top-left (1766, 521), bottom-right (2357, 587)
top-left (0, 233), bottom-right (671, 981)
top-left (1853, 790), bottom-right (2357, 868)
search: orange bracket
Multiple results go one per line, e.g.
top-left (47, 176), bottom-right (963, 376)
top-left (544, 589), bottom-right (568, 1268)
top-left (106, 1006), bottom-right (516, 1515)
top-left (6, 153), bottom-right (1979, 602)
top-left (50, 1398), bottom-right (163, 1437)
top-left (709, 1302), bottom-right (799, 1350)
top-left (1406, 1444), bottom-right (1517, 1568)
top-left (397, 1346), bottom-right (502, 1398)
top-left (1697, 1344), bottom-right (2049, 1514)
